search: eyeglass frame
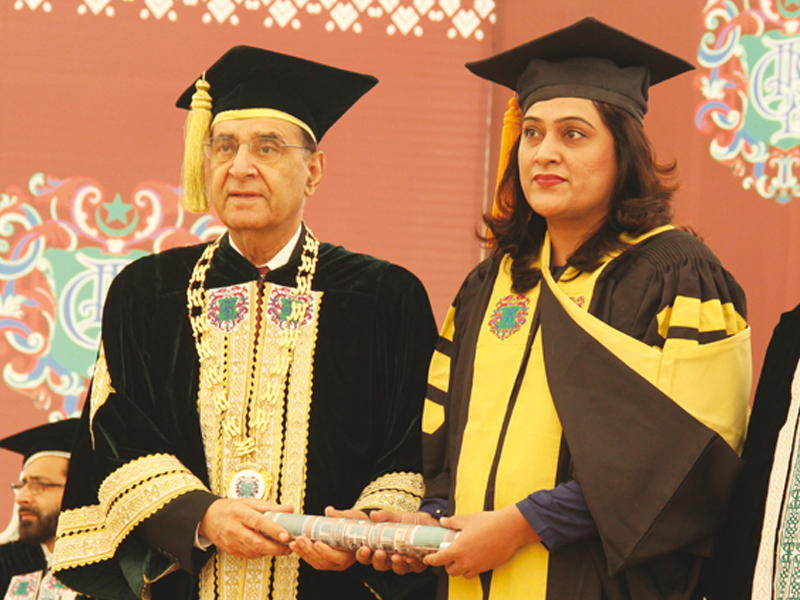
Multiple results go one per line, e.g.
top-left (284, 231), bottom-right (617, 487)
top-left (202, 135), bottom-right (311, 165)
top-left (11, 480), bottom-right (66, 496)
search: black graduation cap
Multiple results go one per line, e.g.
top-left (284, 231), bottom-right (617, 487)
top-left (0, 419), bottom-right (79, 466)
top-left (175, 45), bottom-right (379, 142)
top-left (466, 16), bottom-right (694, 121)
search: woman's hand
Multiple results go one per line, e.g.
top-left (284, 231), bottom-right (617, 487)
top-left (288, 506), bottom-right (365, 571)
top-left (423, 505), bottom-right (540, 579)
top-left (355, 510), bottom-right (441, 575)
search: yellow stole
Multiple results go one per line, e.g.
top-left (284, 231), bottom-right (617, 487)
top-left (450, 230), bottom-right (750, 600)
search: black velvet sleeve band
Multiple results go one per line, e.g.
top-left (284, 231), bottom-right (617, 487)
top-left (135, 490), bottom-right (219, 575)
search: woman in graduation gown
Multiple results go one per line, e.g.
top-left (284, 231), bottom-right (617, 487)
top-left (364, 17), bottom-right (752, 600)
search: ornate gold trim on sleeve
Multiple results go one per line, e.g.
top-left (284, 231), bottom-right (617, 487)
top-left (53, 453), bottom-right (209, 572)
top-left (351, 472), bottom-right (425, 514)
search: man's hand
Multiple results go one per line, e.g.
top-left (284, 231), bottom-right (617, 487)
top-left (423, 505), bottom-right (540, 578)
top-left (198, 498), bottom-right (294, 559)
top-left (289, 506), bottom-right (364, 571)
top-left (354, 510), bottom-right (440, 575)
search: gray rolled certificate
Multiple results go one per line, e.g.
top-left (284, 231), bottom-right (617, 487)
top-left (263, 512), bottom-right (459, 558)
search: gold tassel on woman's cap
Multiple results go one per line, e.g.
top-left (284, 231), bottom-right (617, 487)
top-left (486, 94), bottom-right (523, 244)
top-left (181, 76), bottom-right (212, 213)
top-left (493, 94), bottom-right (522, 216)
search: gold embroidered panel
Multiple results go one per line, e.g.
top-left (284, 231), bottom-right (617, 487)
top-left (53, 453), bottom-right (208, 571)
top-left (196, 280), bottom-right (322, 600)
top-left (353, 472), bottom-right (425, 514)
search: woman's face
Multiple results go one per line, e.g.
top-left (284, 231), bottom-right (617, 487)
top-left (517, 97), bottom-right (617, 234)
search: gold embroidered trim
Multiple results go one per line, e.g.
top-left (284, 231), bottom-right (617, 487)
top-left (192, 230), bottom-right (322, 600)
top-left (53, 454), bottom-right (208, 572)
top-left (279, 292), bottom-right (321, 512)
top-left (89, 343), bottom-right (116, 449)
top-left (352, 472), bottom-right (425, 514)
top-left (188, 232), bottom-right (320, 453)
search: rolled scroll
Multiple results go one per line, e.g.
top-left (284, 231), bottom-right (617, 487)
top-left (263, 512), bottom-right (459, 558)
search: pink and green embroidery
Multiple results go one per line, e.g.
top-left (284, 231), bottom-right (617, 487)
top-left (489, 295), bottom-right (530, 340)
top-left (207, 284), bottom-right (249, 333)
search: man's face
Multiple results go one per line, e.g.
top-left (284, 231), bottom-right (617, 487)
top-left (14, 456), bottom-right (68, 548)
top-left (207, 117), bottom-right (324, 247)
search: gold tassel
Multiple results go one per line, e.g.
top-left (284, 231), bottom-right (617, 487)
top-left (181, 76), bottom-right (213, 213)
top-left (493, 94), bottom-right (522, 216)
top-left (486, 95), bottom-right (522, 244)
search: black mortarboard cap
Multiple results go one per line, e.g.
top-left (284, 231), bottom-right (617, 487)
top-left (176, 46), bottom-right (378, 142)
top-left (466, 17), bottom-right (694, 121)
top-left (0, 419), bottom-right (79, 466)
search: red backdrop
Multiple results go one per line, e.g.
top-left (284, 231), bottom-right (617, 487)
top-left (1, 0), bottom-right (798, 519)
top-left (0, 0), bottom-right (493, 517)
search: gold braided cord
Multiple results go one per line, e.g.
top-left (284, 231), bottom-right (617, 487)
top-left (53, 454), bottom-right (208, 572)
top-left (352, 472), bottom-right (426, 514)
top-left (187, 238), bottom-right (220, 363)
top-left (188, 232), bottom-right (320, 455)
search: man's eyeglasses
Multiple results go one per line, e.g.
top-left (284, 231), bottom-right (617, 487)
top-left (11, 481), bottom-right (65, 496)
top-left (203, 136), bottom-right (310, 165)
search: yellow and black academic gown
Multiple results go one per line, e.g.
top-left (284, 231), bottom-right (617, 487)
top-left (423, 226), bottom-right (751, 600)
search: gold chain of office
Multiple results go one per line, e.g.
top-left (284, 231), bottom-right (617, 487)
top-left (186, 229), bottom-right (320, 456)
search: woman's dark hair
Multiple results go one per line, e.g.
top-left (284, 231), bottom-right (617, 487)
top-left (483, 101), bottom-right (677, 293)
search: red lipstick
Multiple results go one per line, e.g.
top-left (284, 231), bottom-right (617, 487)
top-left (533, 174), bottom-right (566, 188)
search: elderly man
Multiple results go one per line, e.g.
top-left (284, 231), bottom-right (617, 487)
top-left (0, 419), bottom-right (78, 599)
top-left (52, 47), bottom-right (438, 600)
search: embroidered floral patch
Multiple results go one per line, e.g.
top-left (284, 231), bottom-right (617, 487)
top-left (41, 571), bottom-right (74, 599)
top-left (488, 295), bottom-right (530, 340)
top-left (267, 284), bottom-right (315, 329)
top-left (571, 295), bottom-right (585, 308)
top-left (228, 469), bottom-right (270, 500)
top-left (207, 284), bottom-right (249, 333)
top-left (5, 570), bottom-right (75, 600)
top-left (6, 572), bottom-right (40, 599)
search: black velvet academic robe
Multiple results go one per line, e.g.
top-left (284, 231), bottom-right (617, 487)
top-left (702, 302), bottom-right (800, 599)
top-left (54, 232), bottom-right (438, 600)
top-left (423, 228), bottom-right (750, 600)
top-left (0, 541), bottom-right (46, 596)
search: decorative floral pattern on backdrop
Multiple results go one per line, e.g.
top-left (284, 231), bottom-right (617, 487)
top-left (696, 0), bottom-right (800, 203)
top-left (0, 173), bottom-right (224, 419)
top-left (12, 0), bottom-right (496, 39)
